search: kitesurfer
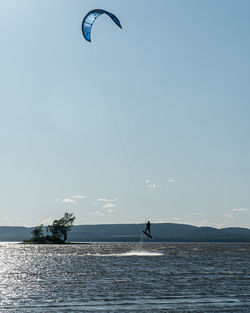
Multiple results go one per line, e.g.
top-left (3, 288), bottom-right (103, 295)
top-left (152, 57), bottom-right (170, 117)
top-left (145, 221), bottom-right (151, 235)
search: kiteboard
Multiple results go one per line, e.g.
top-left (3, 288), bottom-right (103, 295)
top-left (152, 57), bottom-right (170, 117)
top-left (143, 230), bottom-right (152, 239)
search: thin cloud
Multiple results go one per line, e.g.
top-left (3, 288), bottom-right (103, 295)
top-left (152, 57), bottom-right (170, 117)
top-left (98, 198), bottom-right (117, 202)
top-left (37, 217), bottom-right (54, 225)
top-left (72, 195), bottom-right (86, 199)
top-left (157, 218), bottom-right (225, 229)
top-left (62, 198), bottom-right (75, 203)
top-left (168, 178), bottom-right (175, 183)
top-left (145, 179), bottom-right (159, 188)
top-left (88, 211), bottom-right (105, 216)
top-left (107, 208), bottom-right (116, 213)
top-left (172, 217), bottom-right (184, 222)
top-left (15, 216), bottom-right (24, 221)
top-left (56, 195), bottom-right (85, 203)
top-left (157, 219), bottom-right (169, 223)
top-left (223, 213), bottom-right (238, 219)
top-left (103, 203), bottom-right (116, 209)
top-left (231, 208), bottom-right (248, 212)
top-left (189, 220), bottom-right (225, 229)
top-left (95, 211), bottom-right (104, 216)
top-left (148, 183), bottom-right (159, 188)
top-left (195, 212), bottom-right (204, 216)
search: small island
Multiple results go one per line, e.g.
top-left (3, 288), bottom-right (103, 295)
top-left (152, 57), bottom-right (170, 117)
top-left (23, 212), bottom-right (75, 244)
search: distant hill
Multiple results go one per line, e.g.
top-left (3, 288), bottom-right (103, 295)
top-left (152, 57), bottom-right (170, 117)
top-left (0, 223), bottom-right (250, 242)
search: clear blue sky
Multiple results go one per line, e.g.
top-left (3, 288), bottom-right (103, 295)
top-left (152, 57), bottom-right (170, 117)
top-left (0, 0), bottom-right (249, 227)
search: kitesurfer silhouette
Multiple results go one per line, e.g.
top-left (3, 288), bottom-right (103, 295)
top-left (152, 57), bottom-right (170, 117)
top-left (145, 220), bottom-right (151, 235)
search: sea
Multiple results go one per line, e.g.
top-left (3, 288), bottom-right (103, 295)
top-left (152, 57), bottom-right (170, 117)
top-left (0, 241), bottom-right (249, 312)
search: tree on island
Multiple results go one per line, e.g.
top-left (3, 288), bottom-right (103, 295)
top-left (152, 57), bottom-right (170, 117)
top-left (25, 212), bottom-right (75, 244)
top-left (47, 212), bottom-right (75, 243)
top-left (31, 224), bottom-right (44, 242)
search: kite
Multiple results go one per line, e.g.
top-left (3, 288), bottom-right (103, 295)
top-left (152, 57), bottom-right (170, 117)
top-left (82, 9), bottom-right (122, 42)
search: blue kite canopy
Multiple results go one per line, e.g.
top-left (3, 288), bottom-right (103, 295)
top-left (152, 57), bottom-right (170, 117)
top-left (82, 9), bottom-right (122, 42)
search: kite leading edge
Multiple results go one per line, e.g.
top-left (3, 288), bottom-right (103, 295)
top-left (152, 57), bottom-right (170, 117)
top-left (82, 9), bottom-right (122, 42)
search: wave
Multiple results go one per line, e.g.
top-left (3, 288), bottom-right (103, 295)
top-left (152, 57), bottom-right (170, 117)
top-left (87, 250), bottom-right (163, 257)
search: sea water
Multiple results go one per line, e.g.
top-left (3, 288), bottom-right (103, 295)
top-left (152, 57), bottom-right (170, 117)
top-left (0, 242), bottom-right (249, 312)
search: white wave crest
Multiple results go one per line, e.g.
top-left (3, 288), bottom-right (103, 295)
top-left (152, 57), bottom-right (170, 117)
top-left (87, 250), bottom-right (163, 257)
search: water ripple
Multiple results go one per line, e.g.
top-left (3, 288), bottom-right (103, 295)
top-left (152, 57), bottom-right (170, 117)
top-left (0, 242), bottom-right (249, 312)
